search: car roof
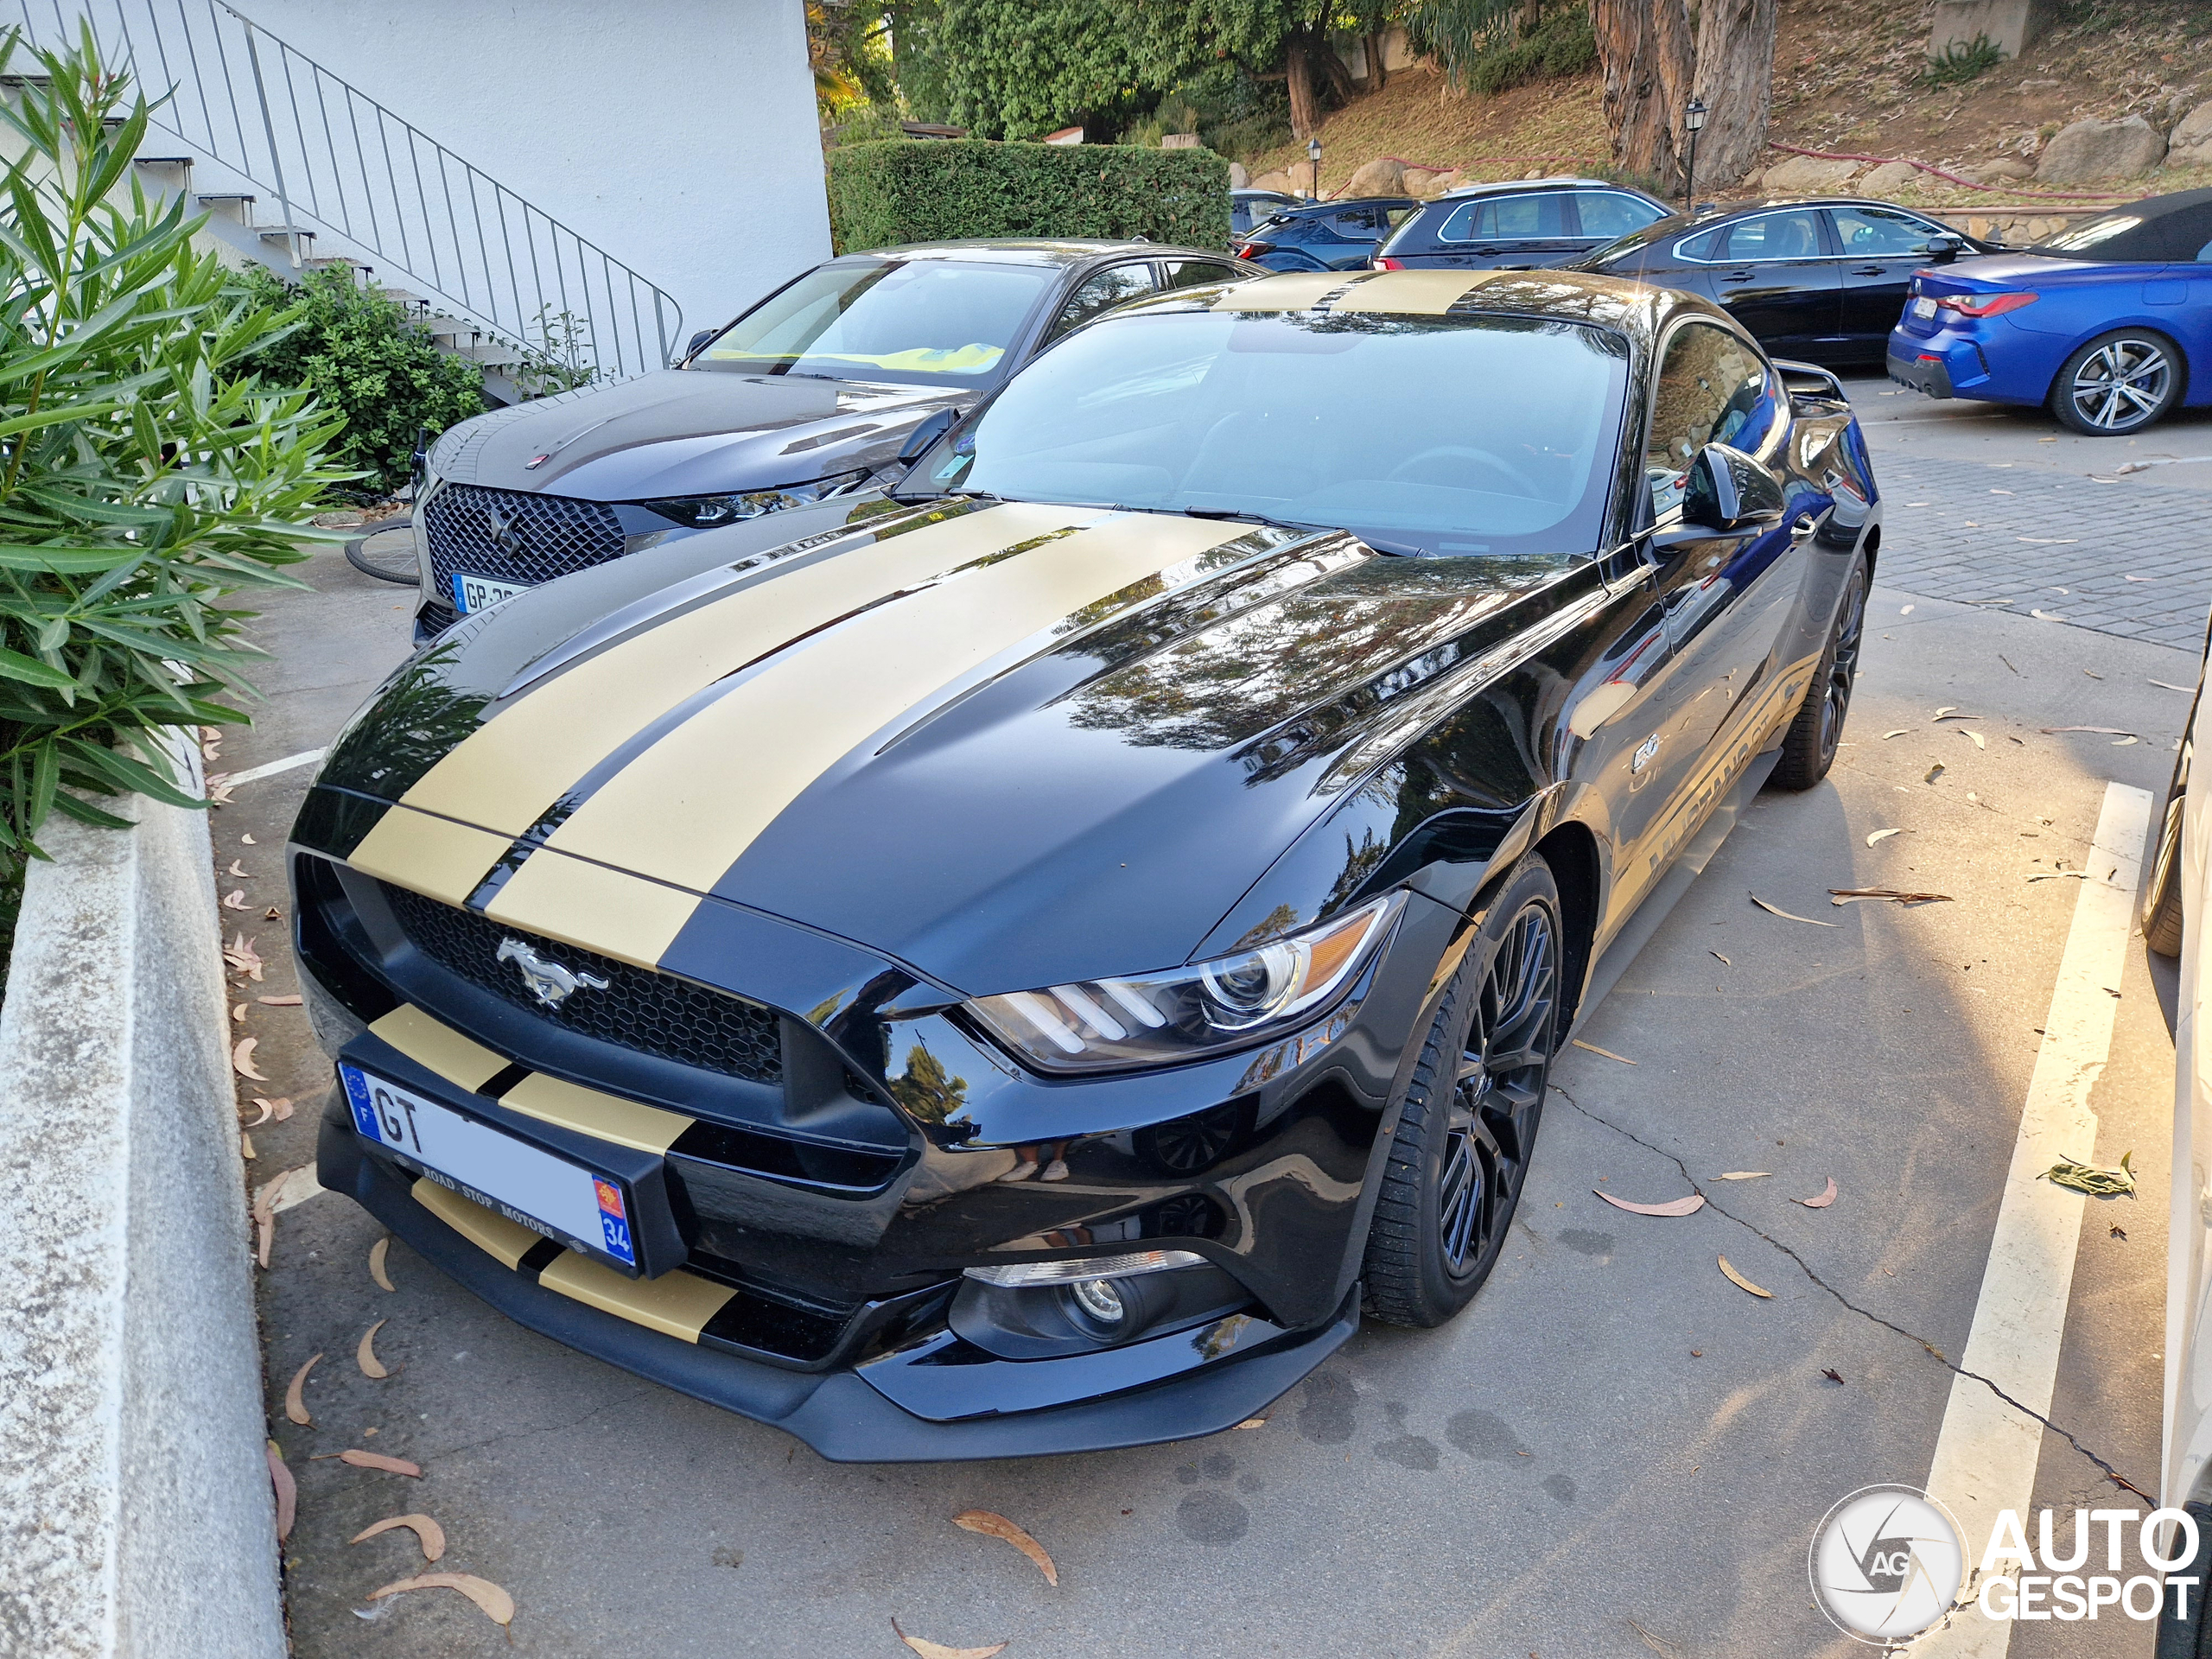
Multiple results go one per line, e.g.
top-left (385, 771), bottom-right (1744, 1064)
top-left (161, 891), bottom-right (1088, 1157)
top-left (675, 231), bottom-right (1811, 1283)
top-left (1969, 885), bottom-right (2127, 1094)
top-left (1626, 197), bottom-right (1967, 239)
top-left (847, 238), bottom-right (1238, 268)
top-left (1433, 176), bottom-right (1644, 200)
top-left (1261, 195), bottom-right (1418, 217)
top-left (1112, 264), bottom-right (1724, 348)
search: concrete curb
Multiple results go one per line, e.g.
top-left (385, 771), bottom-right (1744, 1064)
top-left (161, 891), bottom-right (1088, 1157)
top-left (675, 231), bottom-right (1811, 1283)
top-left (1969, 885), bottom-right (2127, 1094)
top-left (0, 785), bottom-right (285, 1659)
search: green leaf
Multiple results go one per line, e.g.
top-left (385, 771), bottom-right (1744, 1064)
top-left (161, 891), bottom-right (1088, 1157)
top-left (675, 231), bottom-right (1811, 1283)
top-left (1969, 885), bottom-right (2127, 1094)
top-left (0, 645), bottom-right (79, 687)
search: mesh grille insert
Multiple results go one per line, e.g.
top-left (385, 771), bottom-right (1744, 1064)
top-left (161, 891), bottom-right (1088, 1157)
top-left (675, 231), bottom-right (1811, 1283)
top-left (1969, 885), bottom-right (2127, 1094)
top-left (421, 483), bottom-right (625, 597)
top-left (382, 884), bottom-right (782, 1084)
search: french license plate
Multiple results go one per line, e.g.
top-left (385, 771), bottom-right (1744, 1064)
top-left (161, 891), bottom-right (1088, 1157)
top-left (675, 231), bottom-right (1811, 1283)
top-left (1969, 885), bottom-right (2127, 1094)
top-left (1911, 296), bottom-right (1938, 320)
top-left (339, 1063), bottom-right (635, 1267)
top-left (451, 570), bottom-right (531, 613)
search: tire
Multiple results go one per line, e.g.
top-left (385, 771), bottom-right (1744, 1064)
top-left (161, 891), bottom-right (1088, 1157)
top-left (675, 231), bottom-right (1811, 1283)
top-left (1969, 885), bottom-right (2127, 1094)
top-left (1363, 854), bottom-right (1561, 1328)
top-left (2144, 707), bottom-right (2195, 958)
top-left (1771, 553), bottom-right (1868, 792)
top-left (344, 518), bottom-right (420, 585)
top-left (2050, 329), bottom-right (2183, 435)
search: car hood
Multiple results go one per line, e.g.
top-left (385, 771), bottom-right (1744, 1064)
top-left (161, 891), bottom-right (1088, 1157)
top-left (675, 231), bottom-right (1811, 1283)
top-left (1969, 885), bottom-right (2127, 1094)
top-left (427, 369), bottom-right (970, 500)
top-left (308, 499), bottom-right (1575, 997)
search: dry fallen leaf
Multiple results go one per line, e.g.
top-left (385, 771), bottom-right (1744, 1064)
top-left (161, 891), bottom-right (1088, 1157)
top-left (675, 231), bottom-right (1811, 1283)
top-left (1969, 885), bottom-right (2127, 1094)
top-left (230, 1002), bottom-right (247, 1025)
top-left (1232, 1417), bottom-right (1268, 1429)
top-left (232, 1037), bottom-right (266, 1081)
top-left (2113, 734), bottom-right (2139, 747)
top-left (257, 1214), bottom-right (273, 1269)
top-left (264, 906), bottom-right (281, 919)
top-left (1933, 706), bottom-right (1955, 719)
top-left (226, 860), bottom-right (248, 878)
top-left (240, 831), bottom-right (257, 844)
top-left (1718, 1255), bottom-right (1773, 1299)
top-left (952, 1510), bottom-right (1058, 1586)
top-left (284, 1353), bottom-right (321, 1426)
top-left (338, 1449), bottom-right (422, 1477)
top-left (2030, 608), bottom-right (2067, 621)
top-left (1821, 1368), bottom-right (1845, 1385)
top-left (1866, 828), bottom-right (1907, 846)
top-left (1594, 1190), bottom-right (1705, 1217)
top-left (351, 1514), bottom-right (446, 1562)
top-left (2040, 726), bottom-right (2134, 736)
top-left (892, 1619), bottom-right (1007, 1659)
top-left (1796, 1177), bottom-right (1839, 1209)
top-left (1960, 728), bottom-right (1985, 750)
top-left (1711, 950), bottom-right (1730, 965)
top-left (240, 1132), bottom-right (256, 1160)
top-left (220, 888), bottom-right (249, 911)
top-left (370, 1236), bottom-right (395, 1293)
top-left (223, 932), bottom-right (265, 981)
top-left (242, 1097), bottom-right (272, 1128)
top-left (1569, 1038), bottom-right (1637, 1065)
top-left (1923, 763), bottom-right (1945, 784)
top-left (1713, 1172), bottom-right (1770, 1180)
top-left (1882, 728), bottom-right (1910, 739)
top-left (1932, 710), bottom-right (1978, 722)
top-left (265, 1096), bottom-right (294, 1122)
top-left (2152, 680), bottom-right (2195, 692)
top-left (367, 1573), bottom-right (512, 1627)
top-left (1751, 893), bottom-right (1840, 928)
top-left (257, 994), bottom-right (302, 1007)
top-left (267, 1441), bottom-right (295, 1541)
top-left (358, 1319), bottom-right (390, 1379)
top-left (1829, 887), bottom-right (1953, 906)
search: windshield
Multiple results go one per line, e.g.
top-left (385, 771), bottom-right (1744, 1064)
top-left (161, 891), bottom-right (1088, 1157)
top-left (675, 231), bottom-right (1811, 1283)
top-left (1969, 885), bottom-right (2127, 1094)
top-left (910, 307), bottom-right (1629, 556)
top-left (691, 259), bottom-right (1055, 386)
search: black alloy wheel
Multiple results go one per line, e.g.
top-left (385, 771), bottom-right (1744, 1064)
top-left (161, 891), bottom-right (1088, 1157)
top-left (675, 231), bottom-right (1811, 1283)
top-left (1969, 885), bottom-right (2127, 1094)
top-left (1363, 854), bottom-right (1560, 1327)
top-left (1773, 554), bottom-right (1867, 791)
top-left (2051, 330), bottom-right (2183, 436)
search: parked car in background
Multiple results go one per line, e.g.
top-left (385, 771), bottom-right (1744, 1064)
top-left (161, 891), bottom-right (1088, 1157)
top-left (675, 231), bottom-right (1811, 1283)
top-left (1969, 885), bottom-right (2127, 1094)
top-left (1888, 188), bottom-right (2212, 435)
top-left (1371, 177), bottom-right (1671, 271)
top-left (1577, 198), bottom-right (1998, 366)
top-left (407, 239), bottom-right (1262, 638)
top-left (1232, 188), bottom-right (1303, 238)
top-left (296, 265), bottom-right (1878, 1459)
top-left (1233, 196), bottom-right (1418, 271)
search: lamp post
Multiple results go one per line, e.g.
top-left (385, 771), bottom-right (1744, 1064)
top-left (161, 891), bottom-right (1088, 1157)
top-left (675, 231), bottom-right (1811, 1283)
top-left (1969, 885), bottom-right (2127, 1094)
top-left (1307, 135), bottom-right (1323, 200)
top-left (1683, 98), bottom-right (1707, 214)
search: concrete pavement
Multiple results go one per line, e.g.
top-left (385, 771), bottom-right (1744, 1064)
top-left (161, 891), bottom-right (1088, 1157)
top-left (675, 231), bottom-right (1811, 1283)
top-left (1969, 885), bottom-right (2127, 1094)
top-left (217, 388), bottom-right (2202, 1656)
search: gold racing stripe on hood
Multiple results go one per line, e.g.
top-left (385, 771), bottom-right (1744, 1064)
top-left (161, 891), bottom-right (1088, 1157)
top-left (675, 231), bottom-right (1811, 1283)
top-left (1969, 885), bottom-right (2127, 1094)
top-left (347, 809), bottom-right (519, 909)
top-left (1329, 268), bottom-right (1510, 315)
top-left (1212, 270), bottom-right (1366, 312)
top-left (480, 852), bottom-right (701, 971)
top-left (489, 512), bottom-right (1251, 913)
top-left (394, 501), bottom-right (1103, 842)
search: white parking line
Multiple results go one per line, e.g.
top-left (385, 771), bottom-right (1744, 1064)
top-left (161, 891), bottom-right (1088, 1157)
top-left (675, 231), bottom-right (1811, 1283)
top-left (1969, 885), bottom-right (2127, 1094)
top-left (1918, 779), bottom-right (2154, 1654)
top-left (211, 748), bottom-right (327, 790)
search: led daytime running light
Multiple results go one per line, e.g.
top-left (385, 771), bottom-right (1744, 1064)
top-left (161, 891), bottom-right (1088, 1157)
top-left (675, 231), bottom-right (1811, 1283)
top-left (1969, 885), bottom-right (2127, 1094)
top-left (964, 1249), bottom-right (1204, 1287)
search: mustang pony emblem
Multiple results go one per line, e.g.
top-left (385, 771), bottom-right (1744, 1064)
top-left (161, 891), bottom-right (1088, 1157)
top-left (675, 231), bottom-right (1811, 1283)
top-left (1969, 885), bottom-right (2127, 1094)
top-left (497, 938), bottom-right (608, 1009)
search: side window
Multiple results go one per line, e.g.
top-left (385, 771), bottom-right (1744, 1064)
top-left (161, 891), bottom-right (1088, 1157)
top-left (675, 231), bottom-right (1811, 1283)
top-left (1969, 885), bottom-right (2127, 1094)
top-left (1675, 226), bottom-right (1723, 262)
top-left (1643, 323), bottom-right (1771, 521)
top-left (1048, 264), bottom-right (1160, 340)
top-left (1577, 192), bottom-right (1666, 240)
top-left (1435, 194), bottom-right (1566, 242)
top-left (1329, 208), bottom-right (1376, 237)
top-left (1719, 210), bottom-right (1824, 262)
top-left (1161, 259), bottom-right (1235, 290)
top-left (1829, 205), bottom-right (1946, 257)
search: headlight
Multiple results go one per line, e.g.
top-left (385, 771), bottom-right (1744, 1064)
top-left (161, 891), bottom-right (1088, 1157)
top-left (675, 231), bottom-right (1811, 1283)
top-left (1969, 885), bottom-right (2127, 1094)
top-left (966, 893), bottom-right (1400, 1074)
top-left (637, 467), bottom-right (873, 527)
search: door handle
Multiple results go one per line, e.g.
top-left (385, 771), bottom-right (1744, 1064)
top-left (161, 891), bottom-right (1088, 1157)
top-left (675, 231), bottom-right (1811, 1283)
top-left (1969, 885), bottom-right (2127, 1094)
top-left (1789, 513), bottom-right (1820, 543)
top-left (1850, 264), bottom-right (1885, 276)
top-left (1721, 270), bottom-right (1754, 283)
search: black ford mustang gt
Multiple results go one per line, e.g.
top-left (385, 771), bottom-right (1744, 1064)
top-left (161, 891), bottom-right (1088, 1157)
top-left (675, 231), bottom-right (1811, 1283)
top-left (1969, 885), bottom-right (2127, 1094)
top-left (292, 267), bottom-right (1879, 1461)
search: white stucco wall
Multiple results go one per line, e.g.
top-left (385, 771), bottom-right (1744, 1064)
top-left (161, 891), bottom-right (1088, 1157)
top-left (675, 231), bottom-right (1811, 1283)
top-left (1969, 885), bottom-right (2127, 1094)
top-left (236, 0), bottom-right (829, 331)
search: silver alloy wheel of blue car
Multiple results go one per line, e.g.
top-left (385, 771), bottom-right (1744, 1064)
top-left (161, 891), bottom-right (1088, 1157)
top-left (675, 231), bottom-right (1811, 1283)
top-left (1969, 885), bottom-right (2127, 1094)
top-left (2063, 334), bottom-right (2177, 434)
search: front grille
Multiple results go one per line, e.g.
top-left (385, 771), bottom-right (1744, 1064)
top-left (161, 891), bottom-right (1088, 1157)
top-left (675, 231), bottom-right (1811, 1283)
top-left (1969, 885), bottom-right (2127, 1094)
top-left (421, 482), bottom-right (625, 597)
top-left (383, 883), bottom-right (782, 1084)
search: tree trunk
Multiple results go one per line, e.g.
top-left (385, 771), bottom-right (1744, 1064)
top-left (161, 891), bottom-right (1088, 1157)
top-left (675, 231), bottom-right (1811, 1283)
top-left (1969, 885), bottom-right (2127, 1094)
top-left (1287, 35), bottom-right (1323, 140)
top-left (1365, 30), bottom-right (1387, 92)
top-left (1592, 0), bottom-right (1694, 196)
top-left (1316, 37), bottom-right (1357, 106)
top-left (1690, 0), bottom-right (1777, 192)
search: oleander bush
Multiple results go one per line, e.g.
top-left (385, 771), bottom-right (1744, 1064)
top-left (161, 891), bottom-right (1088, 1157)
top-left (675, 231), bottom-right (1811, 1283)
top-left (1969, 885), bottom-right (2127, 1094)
top-left (826, 137), bottom-right (1232, 251)
top-left (0, 27), bottom-right (345, 968)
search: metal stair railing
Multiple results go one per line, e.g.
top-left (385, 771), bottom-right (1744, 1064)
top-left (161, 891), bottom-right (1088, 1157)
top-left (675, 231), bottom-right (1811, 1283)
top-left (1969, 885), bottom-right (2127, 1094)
top-left (14, 0), bottom-right (683, 383)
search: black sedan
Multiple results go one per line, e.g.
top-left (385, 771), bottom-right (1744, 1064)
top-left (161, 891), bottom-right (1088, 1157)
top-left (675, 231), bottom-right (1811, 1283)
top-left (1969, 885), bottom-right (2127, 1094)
top-left (1232, 196), bottom-right (1418, 271)
top-left (293, 268), bottom-right (1878, 1460)
top-left (406, 239), bottom-right (1260, 639)
top-left (1576, 197), bottom-right (1999, 365)
top-left (1372, 177), bottom-right (1672, 271)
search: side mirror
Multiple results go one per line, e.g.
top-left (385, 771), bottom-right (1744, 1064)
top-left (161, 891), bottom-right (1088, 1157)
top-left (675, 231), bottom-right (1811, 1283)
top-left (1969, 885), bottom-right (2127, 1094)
top-left (683, 328), bottom-right (715, 359)
top-left (1682, 442), bottom-right (1785, 532)
top-left (1916, 233), bottom-right (1963, 259)
top-left (897, 406), bottom-right (957, 465)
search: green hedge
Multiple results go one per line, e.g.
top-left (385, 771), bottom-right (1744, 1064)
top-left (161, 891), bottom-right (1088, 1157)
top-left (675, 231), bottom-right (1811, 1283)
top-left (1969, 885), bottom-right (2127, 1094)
top-left (826, 140), bottom-right (1230, 253)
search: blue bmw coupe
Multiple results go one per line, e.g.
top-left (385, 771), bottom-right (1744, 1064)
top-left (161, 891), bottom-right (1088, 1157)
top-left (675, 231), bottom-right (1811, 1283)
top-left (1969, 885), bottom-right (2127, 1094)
top-left (1888, 188), bottom-right (2212, 435)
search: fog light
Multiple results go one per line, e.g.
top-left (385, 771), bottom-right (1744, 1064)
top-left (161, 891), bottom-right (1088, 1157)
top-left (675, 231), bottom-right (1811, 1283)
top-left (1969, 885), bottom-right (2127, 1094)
top-left (1070, 1277), bottom-right (1126, 1325)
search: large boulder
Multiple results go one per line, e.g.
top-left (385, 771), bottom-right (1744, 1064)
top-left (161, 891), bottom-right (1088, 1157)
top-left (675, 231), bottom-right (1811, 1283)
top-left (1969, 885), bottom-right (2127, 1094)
top-left (2169, 102), bottom-right (2212, 168)
top-left (1344, 157), bottom-right (1406, 198)
top-left (1228, 161), bottom-right (1249, 188)
top-left (1249, 169), bottom-right (1294, 195)
top-left (1760, 155), bottom-right (1862, 194)
top-left (2036, 115), bottom-right (2165, 182)
top-left (1411, 168), bottom-right (1462, 199)
top-left (1977, 156), bottom-right (2035, 181)
top-left (1859, 160), bottom-right (1923, 196)
top-left (1281, 158), bottom-right (1319, 196)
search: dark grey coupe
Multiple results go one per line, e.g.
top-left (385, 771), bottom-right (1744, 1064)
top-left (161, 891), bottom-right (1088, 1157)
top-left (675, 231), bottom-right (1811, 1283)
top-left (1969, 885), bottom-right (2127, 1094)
top-left (407, 240), bottom-right (1259, 639)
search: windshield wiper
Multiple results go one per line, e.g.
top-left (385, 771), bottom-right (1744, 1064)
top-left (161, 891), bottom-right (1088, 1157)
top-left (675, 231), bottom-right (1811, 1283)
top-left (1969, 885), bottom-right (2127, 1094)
top-left (1179, 505), bottom-right (1421, 555)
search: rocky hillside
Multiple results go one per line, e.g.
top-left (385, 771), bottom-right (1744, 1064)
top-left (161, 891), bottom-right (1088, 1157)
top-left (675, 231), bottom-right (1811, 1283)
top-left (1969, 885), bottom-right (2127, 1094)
top-left (1241, 0), bottom-right (2212, 236)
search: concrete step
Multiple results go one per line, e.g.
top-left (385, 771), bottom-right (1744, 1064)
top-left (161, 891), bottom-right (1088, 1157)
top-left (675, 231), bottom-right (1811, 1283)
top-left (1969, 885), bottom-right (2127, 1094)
top-left (256, 226), bottom-right (317, 248)
top-left (135, 156), bottom-right (192, 170)
top-left (448, 340), bottom-right (524, 368)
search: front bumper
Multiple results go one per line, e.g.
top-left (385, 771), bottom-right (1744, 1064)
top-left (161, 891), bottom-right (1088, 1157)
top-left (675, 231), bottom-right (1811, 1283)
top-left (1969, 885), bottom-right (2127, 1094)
top-left (318, 1098), bottom-right (1357, 1461)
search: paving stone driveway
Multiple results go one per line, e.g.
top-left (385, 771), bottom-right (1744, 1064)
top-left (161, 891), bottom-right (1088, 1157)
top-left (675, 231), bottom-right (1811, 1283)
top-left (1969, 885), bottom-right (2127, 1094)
top-left (1872, 453), bottom-right (2211, 652)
